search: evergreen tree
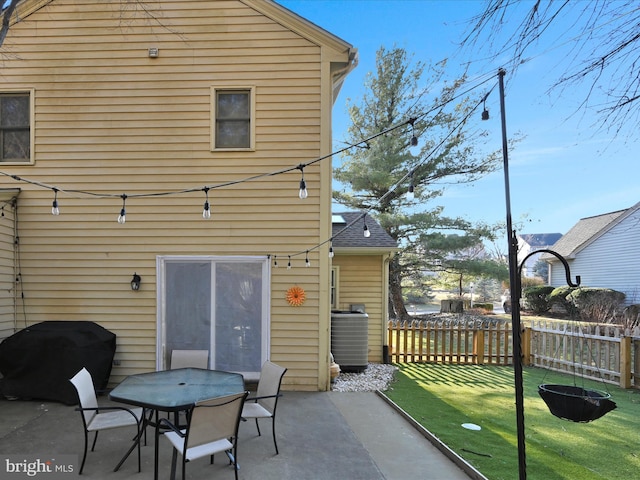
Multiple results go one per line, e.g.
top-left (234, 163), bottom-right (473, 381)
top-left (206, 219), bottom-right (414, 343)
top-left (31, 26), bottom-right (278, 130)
top-left (333, 46), bottom-right (504, 320)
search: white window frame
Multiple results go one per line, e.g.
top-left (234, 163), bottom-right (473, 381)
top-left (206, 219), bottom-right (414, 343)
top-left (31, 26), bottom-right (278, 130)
top-left (210, 86), bottom-right (255, 151)
top-left (156, 255), bottom-right (270, 381)
top-left (0, 89), bottom-right (34, 164)
top-left (331, 266), bottom-right (340, 310)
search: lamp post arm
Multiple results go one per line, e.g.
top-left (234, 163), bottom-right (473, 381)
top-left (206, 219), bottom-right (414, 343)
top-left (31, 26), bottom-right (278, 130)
top-left (516, 249), bottom-right (581, 300)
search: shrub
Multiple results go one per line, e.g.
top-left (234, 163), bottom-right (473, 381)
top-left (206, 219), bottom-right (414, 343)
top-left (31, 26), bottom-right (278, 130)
top-left (522, 285), bottom-right (555, 315)
top-left (475, 302), bottom-right (494, 312)
top-left (548, 286), bottom-right (580, 317)
top-left (567, 287), bottom-right (626, 323)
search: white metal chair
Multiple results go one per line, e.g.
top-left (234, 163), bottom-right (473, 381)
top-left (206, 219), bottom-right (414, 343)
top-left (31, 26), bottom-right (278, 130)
top-left (170, 349), bottom-right (209, 369)
top-left (69, 367), bottom-right (144, 475)
top-left (159, 392), bottom-right (248, 480)
top-left (167, 350), bottom-right (210, 428)
top-left (241, 361), bottom-right (287, 454)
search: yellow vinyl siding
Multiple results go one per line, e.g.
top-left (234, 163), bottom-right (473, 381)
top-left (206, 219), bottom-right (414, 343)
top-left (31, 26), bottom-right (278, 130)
top-left (332, 255), bottom-right (386, 363)
top-left (0, 0), bottom-right (353, 390)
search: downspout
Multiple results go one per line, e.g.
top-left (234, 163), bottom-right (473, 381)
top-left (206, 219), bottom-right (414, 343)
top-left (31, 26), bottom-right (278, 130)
top-left (382, 252), bottom-right (393, 364)
top-left (12, 198), bottom-right (18, 333)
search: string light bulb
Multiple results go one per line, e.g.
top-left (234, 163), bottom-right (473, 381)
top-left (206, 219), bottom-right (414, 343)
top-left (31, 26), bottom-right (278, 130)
top-left (409, 117), bottom-right (418, 146)
top-left (305, 251), bottom-right (311, 267)
top-left (329, 241), bottom-right (334, 258)
top-left (273, 255), bottom-right (278, 268)
top-left (363, 218), bottom-right (371, 238)
top-left (51, 188), bottom-right (60, 215)
top-left (202, 187), bottom-right (211, 219)
top-left (287, 256), bottom-right (292, 269)
top-left (297, 164), bottom-right (308, 199)
top-left (481, 94), bottom-right (489, 120)
top-left (406, 172), bottom-right (415, 200)
top-left (117, 194), bottom-right (127, 224)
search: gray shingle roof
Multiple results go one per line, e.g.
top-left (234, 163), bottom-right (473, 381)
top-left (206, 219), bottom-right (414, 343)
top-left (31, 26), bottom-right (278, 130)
top-left (546, 208), bottom-right (629, 258)
top-left (331, 212), bottom-right (398, 249)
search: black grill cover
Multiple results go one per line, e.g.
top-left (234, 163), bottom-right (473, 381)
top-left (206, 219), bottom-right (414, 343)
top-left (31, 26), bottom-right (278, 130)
top-left (0, 321), bottom-right (116, 405)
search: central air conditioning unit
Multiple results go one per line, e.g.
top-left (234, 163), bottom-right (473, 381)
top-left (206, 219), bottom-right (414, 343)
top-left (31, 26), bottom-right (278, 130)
top-left (330, 310), bottom-right (369, 373)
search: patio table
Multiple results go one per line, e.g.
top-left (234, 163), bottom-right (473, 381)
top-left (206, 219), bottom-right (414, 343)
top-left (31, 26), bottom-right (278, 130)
top-left (109, 368), bottom-right (245, 480)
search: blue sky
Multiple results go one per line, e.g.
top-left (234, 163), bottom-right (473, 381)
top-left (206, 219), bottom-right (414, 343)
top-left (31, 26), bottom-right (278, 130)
top-left (278, 0), bottom-right (638, 237)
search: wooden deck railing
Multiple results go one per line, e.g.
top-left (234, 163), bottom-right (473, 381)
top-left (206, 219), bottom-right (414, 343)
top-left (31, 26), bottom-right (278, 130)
top-left (388, 319), bottom-right (640, 388)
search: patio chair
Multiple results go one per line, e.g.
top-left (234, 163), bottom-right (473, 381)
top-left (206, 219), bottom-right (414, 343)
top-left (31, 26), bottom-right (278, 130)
top-left (69, 367), bottom-right (144, 475)
top-left (170, 349), bottom-right (209, 369)
top-left (166, 349), bottom-right (210, 428)
top-left (158, 391), bottom-right (248, 480)
top-left (241, 360), bottom-right (287, 454)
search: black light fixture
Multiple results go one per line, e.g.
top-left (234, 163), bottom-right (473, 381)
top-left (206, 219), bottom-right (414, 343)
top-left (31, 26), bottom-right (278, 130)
top-left (409, 117), bottom-right (418, 146)
top-left (481, 93), bottom-right (490, 120)
top-left (131, 273), bottom-right (141, 291)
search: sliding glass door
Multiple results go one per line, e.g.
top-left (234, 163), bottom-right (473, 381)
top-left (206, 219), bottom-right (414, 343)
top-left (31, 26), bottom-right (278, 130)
top-left (157, 256), bottom-right (269, 380)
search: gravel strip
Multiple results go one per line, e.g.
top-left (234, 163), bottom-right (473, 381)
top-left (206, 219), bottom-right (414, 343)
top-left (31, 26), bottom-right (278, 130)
top-left (331, 363), bottom-right (398, 392)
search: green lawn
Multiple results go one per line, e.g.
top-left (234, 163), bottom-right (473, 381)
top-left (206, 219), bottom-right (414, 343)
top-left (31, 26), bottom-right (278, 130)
top-left (384, 363), bottom-right (640, 480)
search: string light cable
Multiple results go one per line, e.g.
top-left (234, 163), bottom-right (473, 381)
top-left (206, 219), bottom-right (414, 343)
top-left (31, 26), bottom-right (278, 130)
top-left (279, 77), bottom-right (499, 264)
top-left (0, 71), bottom-right (499, 265)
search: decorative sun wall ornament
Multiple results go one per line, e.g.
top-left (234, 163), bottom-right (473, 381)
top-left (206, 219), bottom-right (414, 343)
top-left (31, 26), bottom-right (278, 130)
top-left (286, 285), bottom-right (306, 307)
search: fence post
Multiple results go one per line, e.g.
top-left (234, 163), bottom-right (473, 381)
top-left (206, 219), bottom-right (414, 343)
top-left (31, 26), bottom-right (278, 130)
top-left (521, 327), bottom-right (531, 366)
top-left (474, 329), bottom-right (485, 365)
top-left (620, 335), bottom-right (632, 388)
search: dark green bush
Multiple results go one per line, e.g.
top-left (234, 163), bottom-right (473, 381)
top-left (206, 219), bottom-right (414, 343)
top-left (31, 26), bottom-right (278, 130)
top-left (473, 302), bottom-right (494, 312)
top-left (567, 287), bottom-right (625, 322)
top-left (548, 286), bottom-right (580, 317)
top-left (522, 285), bottom-right (555, 315)
top-left (548, 286), bottom-right (626, 321)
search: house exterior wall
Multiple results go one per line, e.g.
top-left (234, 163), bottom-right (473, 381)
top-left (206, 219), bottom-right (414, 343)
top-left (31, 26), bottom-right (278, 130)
top-left (331, 254), bottom-right (388, 363)
top-left (0, 0), bottom-right (353, 390)
top-left (549, 207), bottom-right (640, 305)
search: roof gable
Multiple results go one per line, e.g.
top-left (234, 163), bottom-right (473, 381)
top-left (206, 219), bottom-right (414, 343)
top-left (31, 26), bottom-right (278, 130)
top-left (244, 0), bottom-right (352, 54)
top-left (6, 0), bottom-right (53, 25)
top-left (547, 202), bottom-right (639, 258)
top-left (8, 1), bottom-right (355, 57)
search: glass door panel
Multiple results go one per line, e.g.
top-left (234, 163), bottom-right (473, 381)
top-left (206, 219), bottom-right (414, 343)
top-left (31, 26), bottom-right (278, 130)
top-left (158, 256), bottom-right (269, 378)
top-left (163, 261), bottom-right (211, 369)
top-left (214, 262), bottom-right (263, 373)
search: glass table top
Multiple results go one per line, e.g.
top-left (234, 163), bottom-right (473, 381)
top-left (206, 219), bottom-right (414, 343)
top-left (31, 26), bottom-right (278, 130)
top-left (109, 368), bottom-right (245, 411)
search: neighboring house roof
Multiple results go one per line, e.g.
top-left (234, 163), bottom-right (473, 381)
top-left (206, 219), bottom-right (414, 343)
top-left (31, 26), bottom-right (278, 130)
top-left (518, 233), bottom-right (563, 248)
top-left (543, 203), bottom-right (638, 260)
top-left (331, 212), bottom-right (398, 251)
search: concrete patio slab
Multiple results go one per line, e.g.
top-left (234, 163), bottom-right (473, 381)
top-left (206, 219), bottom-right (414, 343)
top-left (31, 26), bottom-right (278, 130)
top-left (0, 391), bottom-right (477, 479)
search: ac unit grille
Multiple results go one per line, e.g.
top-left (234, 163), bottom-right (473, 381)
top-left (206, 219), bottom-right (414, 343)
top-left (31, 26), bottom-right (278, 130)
top-left (331, 313), bottom-right (368, 373)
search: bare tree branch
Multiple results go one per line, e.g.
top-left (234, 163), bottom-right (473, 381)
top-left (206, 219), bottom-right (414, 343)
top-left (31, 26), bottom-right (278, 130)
top-left (462, 0), bottom-right (640, 138)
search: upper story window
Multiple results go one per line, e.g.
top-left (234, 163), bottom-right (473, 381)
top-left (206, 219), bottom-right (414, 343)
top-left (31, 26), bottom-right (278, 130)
top-left (211, 87), bottom-right (255, 150)
top-left (0, 92), bottom-right (32, 163)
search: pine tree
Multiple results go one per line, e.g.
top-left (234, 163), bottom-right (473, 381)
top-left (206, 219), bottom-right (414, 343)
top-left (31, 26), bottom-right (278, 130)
top-left (333, 46), bottom-right (504, 320)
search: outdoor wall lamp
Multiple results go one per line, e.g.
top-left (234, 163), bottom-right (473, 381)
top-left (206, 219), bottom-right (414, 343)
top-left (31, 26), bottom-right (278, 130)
top-left (131, 273), bottom-right (141, 291)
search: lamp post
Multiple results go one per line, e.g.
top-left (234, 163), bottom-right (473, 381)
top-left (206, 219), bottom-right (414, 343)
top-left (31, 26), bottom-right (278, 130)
top-left (469, 282), bottom-right (474, 308)
top-left (497, 68), bottom-right (527, 480)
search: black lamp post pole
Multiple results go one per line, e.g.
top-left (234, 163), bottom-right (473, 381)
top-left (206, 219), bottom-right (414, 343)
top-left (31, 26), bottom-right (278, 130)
top-left (498, 67), bottom-right (527, 480)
